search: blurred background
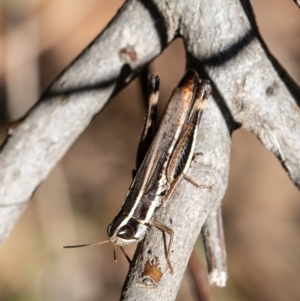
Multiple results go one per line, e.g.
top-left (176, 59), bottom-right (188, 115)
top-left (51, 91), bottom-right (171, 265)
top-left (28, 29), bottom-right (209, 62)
top-left (0, 0), bottom-right (300, 300)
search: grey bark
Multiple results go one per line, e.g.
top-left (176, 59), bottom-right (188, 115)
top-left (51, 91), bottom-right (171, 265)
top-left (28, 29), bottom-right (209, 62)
top-left (0, 0), bottom-right (299, 300)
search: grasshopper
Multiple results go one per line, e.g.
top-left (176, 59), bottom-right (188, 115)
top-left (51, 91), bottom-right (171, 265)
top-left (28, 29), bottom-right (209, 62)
top-left (63, 69), bottom-right (211, 274)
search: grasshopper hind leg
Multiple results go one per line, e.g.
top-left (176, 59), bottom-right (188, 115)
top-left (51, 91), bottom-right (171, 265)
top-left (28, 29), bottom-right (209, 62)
top-left (135, 74), bottom-right (160, 170)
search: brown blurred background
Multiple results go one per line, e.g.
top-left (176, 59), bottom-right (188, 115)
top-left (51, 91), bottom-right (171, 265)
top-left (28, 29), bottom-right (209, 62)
top-left (0, 0), bottom-right (300, 300)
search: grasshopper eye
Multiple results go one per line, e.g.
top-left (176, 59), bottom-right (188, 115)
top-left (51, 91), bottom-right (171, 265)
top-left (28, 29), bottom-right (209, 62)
top-left (117, 225), bottom-right (135, 239)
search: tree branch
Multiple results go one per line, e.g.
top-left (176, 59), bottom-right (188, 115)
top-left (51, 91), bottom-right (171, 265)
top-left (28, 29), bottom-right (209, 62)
top-left (0, 0), bottom-right (300, 300)
top-left (185, 0), bottom-right (300, 188)
top-left (122, 0), bottom-right (300, 299)
top-left (0, 0), bottom-right (176, 244)
top-left (202, 206), bottom-right (227, 287)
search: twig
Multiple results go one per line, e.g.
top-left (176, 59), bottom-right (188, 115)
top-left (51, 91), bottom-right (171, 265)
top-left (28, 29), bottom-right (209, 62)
top-left (202, 207), bottom-right (227, 287)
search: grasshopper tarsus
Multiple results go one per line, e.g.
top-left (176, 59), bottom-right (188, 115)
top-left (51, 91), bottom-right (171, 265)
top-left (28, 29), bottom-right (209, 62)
top-left (193, 152), bottom-right (204, 159)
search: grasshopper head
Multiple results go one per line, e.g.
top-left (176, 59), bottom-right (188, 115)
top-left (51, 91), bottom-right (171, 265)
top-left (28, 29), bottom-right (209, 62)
top-left (107, 214), bottom-right (148, 246)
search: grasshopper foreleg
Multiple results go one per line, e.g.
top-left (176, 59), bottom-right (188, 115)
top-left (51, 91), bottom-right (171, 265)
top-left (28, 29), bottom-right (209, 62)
top-left (151, 220), bottom-right (174, 274)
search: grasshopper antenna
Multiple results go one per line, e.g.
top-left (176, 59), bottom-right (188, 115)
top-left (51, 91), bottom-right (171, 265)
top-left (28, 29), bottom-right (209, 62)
top-left (62, 240), bottom-right (110, 249)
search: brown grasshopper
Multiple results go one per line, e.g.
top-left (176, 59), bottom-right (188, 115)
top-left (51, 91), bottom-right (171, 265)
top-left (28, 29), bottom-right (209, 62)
top-left (63, 69), bottom-right (211, 273)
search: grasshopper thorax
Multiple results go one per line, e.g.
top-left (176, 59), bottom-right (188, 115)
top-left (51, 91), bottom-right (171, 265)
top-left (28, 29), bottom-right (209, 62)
top-left (107, 214), bottom-right (148, 246)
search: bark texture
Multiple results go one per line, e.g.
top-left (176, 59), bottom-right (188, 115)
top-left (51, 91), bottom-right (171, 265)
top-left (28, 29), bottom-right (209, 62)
top-left (0, 0), bottom-right (299, 300)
